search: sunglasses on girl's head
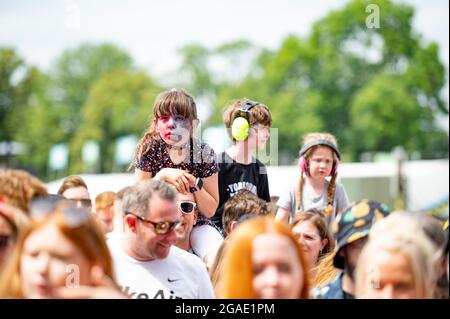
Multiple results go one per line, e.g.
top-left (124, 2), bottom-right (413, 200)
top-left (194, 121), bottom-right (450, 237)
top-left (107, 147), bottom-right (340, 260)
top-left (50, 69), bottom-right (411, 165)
top-left (177, 201), bottom-right (196, 215)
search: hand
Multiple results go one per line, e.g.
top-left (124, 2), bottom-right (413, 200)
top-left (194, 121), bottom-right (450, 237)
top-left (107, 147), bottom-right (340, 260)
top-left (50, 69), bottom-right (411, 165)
top-left (155, 168), bottom-right (196, 194)
top-left (53, 266), bottom-right (127, 299)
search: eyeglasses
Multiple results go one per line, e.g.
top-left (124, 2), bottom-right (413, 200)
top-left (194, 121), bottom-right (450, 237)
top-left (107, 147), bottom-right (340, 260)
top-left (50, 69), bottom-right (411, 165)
top-left (125, 212), bottom-right (183, 235)
top-left (68, 198), bottom-right (92, 208)
top-left (177, 201), bottom-right (196, 215)
top-left (0, 235), bottom-right (11, 250)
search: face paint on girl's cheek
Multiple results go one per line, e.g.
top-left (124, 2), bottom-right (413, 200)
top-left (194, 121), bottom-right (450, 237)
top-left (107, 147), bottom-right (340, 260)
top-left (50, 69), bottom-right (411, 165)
top-left (157, 115), bottom-right (192, 145)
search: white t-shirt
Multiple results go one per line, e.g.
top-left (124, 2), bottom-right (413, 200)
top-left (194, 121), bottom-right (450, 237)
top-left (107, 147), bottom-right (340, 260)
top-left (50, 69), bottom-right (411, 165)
top-left (190, 224), bottom-right (224, 261)
top-left (107, 235), bottom-right (215, 299)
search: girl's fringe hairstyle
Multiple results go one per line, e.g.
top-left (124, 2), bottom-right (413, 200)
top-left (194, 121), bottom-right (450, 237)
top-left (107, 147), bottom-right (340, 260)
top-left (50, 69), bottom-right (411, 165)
top-left (296, 133), bottom-right (339, 217)
top-left (129, 89), bottom-right (198, 169)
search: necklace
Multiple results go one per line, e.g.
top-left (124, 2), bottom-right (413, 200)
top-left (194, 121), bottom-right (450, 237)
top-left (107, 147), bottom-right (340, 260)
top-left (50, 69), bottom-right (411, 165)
top-left (169, 144), bottom-right (189, 151)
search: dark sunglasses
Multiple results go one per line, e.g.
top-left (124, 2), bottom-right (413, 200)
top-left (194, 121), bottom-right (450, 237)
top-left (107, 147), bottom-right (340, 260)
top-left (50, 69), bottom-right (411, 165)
top-left (177, 201), bottom-right (196, 215)
top-left (31, 198), bottom-right (91, 228)
top-left (125, 212), bottom-right (183, 235)
top-left (0, 235), bottom-right (11, 250)
top-left (68, 198), bottom-right (92, 208)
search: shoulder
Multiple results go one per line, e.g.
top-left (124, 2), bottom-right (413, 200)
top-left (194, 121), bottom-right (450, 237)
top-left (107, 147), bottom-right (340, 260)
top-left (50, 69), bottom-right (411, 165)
top-left (198, 140), bottom-right (216, 155)
top-left (170, 246), bottom-right (206, 269)
top-left (334, 182), bottom-right (348, 194)
top-left (142, 137), bottom-right (164, 153)
top-left (216, 151), bottom-right (227, 164)
top-left (191, 139), bottom-right (219, 177)
top-left (254, 158), bottom-right (268, 171)
top-left (319, 272), bottom-right (344, 299)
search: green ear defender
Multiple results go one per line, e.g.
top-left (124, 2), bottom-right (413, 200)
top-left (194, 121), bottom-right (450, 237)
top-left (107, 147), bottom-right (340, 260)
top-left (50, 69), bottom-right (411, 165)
top-left (231, 101), bottom-right (259, 141)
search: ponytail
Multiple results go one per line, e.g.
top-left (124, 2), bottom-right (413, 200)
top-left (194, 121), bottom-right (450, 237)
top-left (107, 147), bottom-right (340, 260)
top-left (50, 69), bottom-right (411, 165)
top-left (296, 173), bottom-right (305, 214)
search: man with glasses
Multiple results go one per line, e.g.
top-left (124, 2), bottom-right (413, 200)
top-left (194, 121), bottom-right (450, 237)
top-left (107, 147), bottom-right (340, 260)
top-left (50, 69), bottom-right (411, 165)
top-left (57, 175), bottom-right (92, 210)
top-left (107, 179), bottom-right (215, 299)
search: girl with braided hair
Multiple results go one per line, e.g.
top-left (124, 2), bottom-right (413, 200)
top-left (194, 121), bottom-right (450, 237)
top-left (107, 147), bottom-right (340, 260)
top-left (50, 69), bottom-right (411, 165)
top-left (275, 132), bottom-right (349, 224)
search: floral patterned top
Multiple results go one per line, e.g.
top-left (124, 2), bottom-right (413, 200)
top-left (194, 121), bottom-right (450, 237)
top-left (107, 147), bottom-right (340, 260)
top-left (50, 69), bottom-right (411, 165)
top-left (133, 137), bottom-right (219, 178)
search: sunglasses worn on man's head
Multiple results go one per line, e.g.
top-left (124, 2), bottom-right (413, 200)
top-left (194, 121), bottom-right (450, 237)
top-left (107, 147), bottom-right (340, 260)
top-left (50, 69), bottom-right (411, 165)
top-left (177, 201), bottom-right (196, 215)
top-left (125, 212), bottom-right (183, 235)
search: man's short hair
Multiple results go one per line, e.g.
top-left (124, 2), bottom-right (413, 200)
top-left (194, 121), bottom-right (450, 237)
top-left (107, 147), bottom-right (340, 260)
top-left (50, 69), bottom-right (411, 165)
top-left (222, 189), bottom-right (271, 237)
top-left (0, 169), bottom-right (48, 213)
top-left (95, 191), bottom-right (116, 210)
top-left (122, 179), bottom-right (176, 215)
top-left (115, 186), bottom-right (132, 202)
top-left (57, 175), bottom-right (88, 195)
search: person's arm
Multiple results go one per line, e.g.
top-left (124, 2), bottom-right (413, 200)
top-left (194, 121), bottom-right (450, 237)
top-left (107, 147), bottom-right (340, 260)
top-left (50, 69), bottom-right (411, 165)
top-left (134, 168), bottom-right (153, 181)
top-left (136, 166), bottom-right (194, 194)
top-left (154, 168), bottom-right (198, 194)
top-left (275, 207), bottom-right (291, 223)
top-left (193, 173), bottom-right (219, 218)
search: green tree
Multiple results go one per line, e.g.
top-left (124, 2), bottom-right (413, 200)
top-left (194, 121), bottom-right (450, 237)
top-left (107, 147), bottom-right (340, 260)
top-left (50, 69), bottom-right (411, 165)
top-left (71, 69), bottom-right (161, 173)
top-left (0, 48), bottom-right (29, 141)
top-left (14, 70), bottom-right (64, 179)
top-left (182, 0), bottom-right (448, 162)
top-left (0, 48), bottom-right (63, 178)
top-left (50, 43), bottom-right (133, 172)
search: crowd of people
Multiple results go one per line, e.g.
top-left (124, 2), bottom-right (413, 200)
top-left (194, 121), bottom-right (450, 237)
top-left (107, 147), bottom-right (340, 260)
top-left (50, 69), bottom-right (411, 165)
top-left (0, 88), bottom-right (448, 299)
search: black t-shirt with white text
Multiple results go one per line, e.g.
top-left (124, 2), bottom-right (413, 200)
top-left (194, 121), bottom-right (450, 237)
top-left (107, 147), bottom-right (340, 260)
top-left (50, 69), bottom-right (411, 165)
top-left (212, 151), bottom-right (271, 230)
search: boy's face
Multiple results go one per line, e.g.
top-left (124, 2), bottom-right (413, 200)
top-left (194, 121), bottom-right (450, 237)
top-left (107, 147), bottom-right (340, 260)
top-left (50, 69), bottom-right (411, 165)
top-left (248, 123), bottom-right (270, 150)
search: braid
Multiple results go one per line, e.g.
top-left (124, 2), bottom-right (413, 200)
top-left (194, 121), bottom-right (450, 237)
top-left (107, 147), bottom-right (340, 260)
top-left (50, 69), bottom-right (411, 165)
top-left (324, 173), bottom-right (337, 217)
top-left (296, 173), bottom-right (305, 214)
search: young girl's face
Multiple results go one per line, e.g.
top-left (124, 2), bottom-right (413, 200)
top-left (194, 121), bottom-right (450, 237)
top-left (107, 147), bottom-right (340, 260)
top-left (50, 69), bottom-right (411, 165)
top-left (155, 114), bottom-right (192, 147)
top-left (307, 146), bottom-right (335, 178)
top-left (20, 223), bottom-right (93, 298)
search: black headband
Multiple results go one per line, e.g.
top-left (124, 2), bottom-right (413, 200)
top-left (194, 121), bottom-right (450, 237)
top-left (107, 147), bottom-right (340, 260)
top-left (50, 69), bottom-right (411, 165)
top-left (299, 140), bottom-right (341, 160)
top-left (239, 100), bottom-right (260, 113)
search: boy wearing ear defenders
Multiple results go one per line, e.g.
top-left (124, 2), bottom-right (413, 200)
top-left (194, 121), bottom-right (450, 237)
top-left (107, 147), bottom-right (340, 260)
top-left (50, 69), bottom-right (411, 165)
top-left (212, 99), bottom-right (272, 232)
top-left (275, 132), bottom-right (349, 224)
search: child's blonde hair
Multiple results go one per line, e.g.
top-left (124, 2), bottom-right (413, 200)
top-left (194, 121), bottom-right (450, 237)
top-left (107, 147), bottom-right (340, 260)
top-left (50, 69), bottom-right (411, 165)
top-left (297, 132), bottom-right (339, 217)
